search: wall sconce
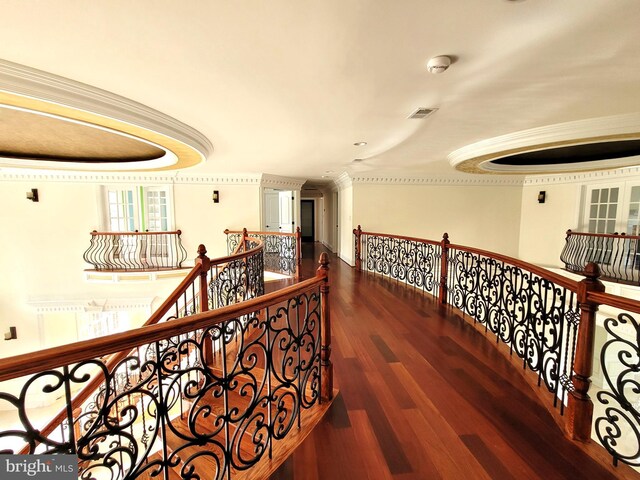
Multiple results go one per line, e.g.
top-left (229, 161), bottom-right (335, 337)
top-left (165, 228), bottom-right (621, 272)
top-left (4, 326), bottom-right (17, 341)
top-left (26, 188), bottom-right (39, 202)
top-left (538, 191), bottom-right (546, 204)
top-left (212, 190), bottom-right (220, 203)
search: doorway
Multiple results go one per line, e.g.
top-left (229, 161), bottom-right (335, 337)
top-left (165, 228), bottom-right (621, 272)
top-left (301, 200), bottom-right (315, 242)
top-left (263, 188), bottom-right (294, 233)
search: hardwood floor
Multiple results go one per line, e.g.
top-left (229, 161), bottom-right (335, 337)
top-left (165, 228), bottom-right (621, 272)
top-left (270, 243), bottom-right (628, 480)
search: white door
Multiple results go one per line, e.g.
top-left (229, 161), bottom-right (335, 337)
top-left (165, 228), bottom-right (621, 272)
top-left (279, 191), bottom-right (294, 233)
top-left (265, 192), bottom-right (280, 232)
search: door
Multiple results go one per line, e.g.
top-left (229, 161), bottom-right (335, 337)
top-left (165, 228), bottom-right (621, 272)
top-left (301, 200), bottom-right (314, 242)
top-left (264, 191), bottom-right (280, 232)
top-left (279, 191), bottom-right (294, 233)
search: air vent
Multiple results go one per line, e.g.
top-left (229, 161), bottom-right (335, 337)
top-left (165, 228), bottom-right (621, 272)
top-left (408, 108), bottom-right (438, 119)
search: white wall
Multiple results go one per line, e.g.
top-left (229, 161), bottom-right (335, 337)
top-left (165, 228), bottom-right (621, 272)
top-left (320, 190), bottom-right (336, 251)
top-left (338, 185), bottom-right (354, 264)
top-left (352, 183), bottom-right (523, 257)
top-left (0, 178), bottom-right (261, 359)
top-left (518, 182), bottom-right (582, 267)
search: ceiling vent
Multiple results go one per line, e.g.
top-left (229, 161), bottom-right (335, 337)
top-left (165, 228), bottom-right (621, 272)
top-left (408, 108), bottom-right (438, 119)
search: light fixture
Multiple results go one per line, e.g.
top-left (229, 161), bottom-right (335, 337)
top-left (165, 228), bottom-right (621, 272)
top-left (212, 190), bottom-right (219, 203)
top-left (354, 141), bottom-right (367, 146)
top-left (4, 326), bottom-right (17, 341)
top-left (26, 188), bottom-right (39, 202)
top-left (427, 55), bottom-right (451, 74)
top-left (538, 191), bottom-right (546, 203)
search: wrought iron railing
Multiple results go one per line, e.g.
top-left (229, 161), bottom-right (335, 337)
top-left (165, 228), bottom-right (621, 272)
top-left (3, 236), bottom-right (270, 465)
top-left (354, 226), bottom-right (640, 468)
top-left (225, 228), bottom-right (302, 279)
top-left (0, 253), bottom-right (332, 479)
top-left (83, 230), bottom-right (189, 271)
top-left (561, 230), bottom-right (640, 285)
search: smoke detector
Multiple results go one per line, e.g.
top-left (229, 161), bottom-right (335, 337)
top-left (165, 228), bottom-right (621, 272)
top-left (427, 55), bottom-right (451, 74)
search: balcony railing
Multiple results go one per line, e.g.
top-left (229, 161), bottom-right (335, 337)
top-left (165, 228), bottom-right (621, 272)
top-left (225, 228), bottom-right (302, 278)
top-left (354, 225), bottom-right (640, 468)
top-left (561, 229), bottom-right (640, 285)
top-left (83, 230), bottom-right (188, 271)
top-left (0, 235), bottom-right (335, 480)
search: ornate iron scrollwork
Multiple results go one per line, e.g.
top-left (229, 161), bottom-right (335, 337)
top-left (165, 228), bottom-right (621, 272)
top-left (595, 312), bottom-right (640, 467)
top-left (0, 288), bottom-right (322, 480)
top-left (362, 234), bottom-right (440, 297)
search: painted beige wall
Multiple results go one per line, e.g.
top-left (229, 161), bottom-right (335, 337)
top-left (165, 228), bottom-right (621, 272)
top-left (518, 182), bottom-right (582, 268)
top-left (338, 185), bottom-right (354, 264)
top-left (352, 183), bottom-right (523, 256)
top-left (0, 179), bottom-right (261, 359)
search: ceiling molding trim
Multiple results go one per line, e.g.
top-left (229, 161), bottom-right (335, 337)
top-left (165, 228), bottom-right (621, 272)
top-left (347, 174), bottom-right (524, 187)
top-left (0, 59), bottom-right (213, 171)
top-left (523, 166), bottom-right (640, 186)
top-left (333, 172), bottom-right (353, 190)
top-left (260, 174), bottom-right (306, 190)
top-left (0, 170), bottom-right (262, 185)
top-left (449, 113), bottom-right (640, 174)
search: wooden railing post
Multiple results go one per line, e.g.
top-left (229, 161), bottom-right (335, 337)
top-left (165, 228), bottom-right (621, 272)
top-left (242, 227), bottom-right (249, 248)
top-left (196, 244), bottom-right (213, 365)
top-left (566, 261), bottom-right (605, 442)
top-left (353, 225), bottom-right (362, 271)
top-left (318, 252), bottom-right (333, 402)
top-left (295, 226), bottom-right (302, 279)
top-left (439, 233), bottom-right (450, 305)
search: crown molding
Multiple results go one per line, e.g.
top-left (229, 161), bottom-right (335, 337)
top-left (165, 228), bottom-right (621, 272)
top-left (333, 172), bottom-right (353, 190)
top-left (523, 165), bottom-right (640, 186)
top-left (0, 170), bottom-right (263, 185)
top-left (449, 113), bottom-right (640, 174)
top-left (337, 173), bottom-right (523, 187)
top-left (260, 174), bottom-right (306, 190)
top-left (0, 59), bottom-right (213, 170)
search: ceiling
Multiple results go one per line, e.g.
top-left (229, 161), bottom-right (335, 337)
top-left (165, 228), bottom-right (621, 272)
top-left (1, 1), bottom-right (640, 180)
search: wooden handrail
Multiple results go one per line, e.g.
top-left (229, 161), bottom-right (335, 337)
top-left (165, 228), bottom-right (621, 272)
top-left (0, 274), bottom-right (325, 383)
top-left (224, 228), bottom-right (297, 237)
top-left (21, 236), bottom-right (265, 452)
top-left (358, 229), bottom-right (441, 246)
top-left (566, 229), bottom-right (640, 240)
top-left (358, 229), bottom-right (580, 292)
top-left (587, 290), bottom-right (640, 315)
top-left (449, 242), bottom-right (580, 291)
top-left (89, 229), bottom-right (184, 236)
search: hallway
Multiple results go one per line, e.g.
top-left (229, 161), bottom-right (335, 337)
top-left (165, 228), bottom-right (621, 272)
top-left (270, 243), bottom-right (621, 479)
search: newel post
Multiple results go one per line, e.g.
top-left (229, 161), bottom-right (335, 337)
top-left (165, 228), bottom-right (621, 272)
top-left (295, 226), bottom-right (302, 279)
top-left (353, 225), bottom-right (362, 271)
top-left (318, 252), bottom-right (333, 402)
top-left (196, 244), bottom-right (213, 365)
top-left (439, 233), bottom-right (450, 305)
top-left (242, 227), bottom-right (249, 249)
top-left (566, 262), bottom-right (605, 442)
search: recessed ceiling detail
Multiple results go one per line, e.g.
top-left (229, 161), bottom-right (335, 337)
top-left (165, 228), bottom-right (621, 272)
top-left (449, 114), bottom-right (640, 174)
top-left (0, 59), bottom-right (212, 171)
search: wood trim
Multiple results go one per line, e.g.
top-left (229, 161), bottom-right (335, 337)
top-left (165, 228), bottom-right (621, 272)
top-left (89, 229), bottom-right (184, 236)
top-left (567, 230), bottom-right (640, 241)
top-left (224, 229), bottom-right (297, 237)
top-left (587, 291), bottom-right (640, 314)
top-left (449, 242), bottom-right (579, 291)
top-left (359, 230), bottom-right (441, 247)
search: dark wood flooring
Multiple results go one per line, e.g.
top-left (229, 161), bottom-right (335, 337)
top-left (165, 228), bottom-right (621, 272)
top-left (268, 243), bottom-right (627, 480)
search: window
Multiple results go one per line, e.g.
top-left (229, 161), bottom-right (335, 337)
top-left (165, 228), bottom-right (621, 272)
top-left (587, 187), bottom-right (619, 234)
top-left (627, 186), bottom-right (640, 236)
top-left (103, 185), bottom-right (173, 232)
